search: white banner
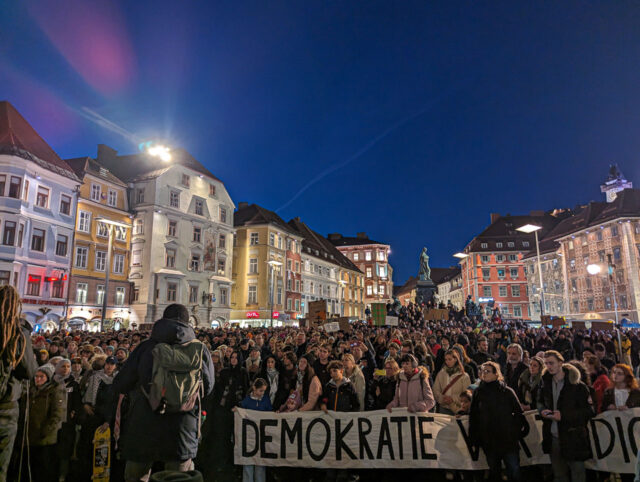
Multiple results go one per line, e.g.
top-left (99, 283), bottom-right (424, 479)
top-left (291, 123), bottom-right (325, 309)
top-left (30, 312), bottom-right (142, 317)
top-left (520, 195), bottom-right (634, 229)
top-left (234, 408), bottom-right (640, 472)
top-left (385, 316), bottom-right (398, 326)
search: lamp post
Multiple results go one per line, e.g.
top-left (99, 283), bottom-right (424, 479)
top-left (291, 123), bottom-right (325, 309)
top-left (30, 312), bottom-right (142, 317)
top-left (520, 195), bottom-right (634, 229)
top-left (587, 259), bottom-right (623, 361)
top-left (267, 260), bottom-right (282, 327)
top-left (96, 218), bottom-right (131, 332)
top-left (517, 224), bottom-right (544, 318)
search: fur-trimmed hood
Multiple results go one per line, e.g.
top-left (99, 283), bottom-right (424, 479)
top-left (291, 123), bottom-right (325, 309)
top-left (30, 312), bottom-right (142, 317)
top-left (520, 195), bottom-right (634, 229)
top-left (398, 366), bottom-right (429, 382)
top-left (541, 363), bottom-right (581, 385)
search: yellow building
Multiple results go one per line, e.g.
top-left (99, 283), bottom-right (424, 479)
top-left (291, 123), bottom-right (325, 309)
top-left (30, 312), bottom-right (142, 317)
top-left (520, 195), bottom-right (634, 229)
top-left (65, 157), bottom-right (132, 330)
top-left (339, 267), bottom-right (365, 318)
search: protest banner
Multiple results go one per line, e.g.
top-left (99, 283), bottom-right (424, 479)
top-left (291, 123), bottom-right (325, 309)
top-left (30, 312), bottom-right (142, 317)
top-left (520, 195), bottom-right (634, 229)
top-left (371, 303), bottom-right (387, 326)
top-left (385, 316), bottom-right (399, 326)
top-left (235, 408), bottom-right (640, 473)
top-left (323, 322), bottom-right (340, 333)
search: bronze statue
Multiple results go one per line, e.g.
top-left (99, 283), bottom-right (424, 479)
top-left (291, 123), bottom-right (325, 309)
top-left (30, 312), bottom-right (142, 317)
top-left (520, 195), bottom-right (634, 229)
top-left (419, 247), bottom-right (431, 281)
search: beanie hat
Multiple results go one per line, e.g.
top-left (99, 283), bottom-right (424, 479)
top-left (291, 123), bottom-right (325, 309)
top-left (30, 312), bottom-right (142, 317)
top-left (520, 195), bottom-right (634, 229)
top-left (37, 364), bottom-right (55, 381)
top-left (163, 304), bottom-right (190, 324)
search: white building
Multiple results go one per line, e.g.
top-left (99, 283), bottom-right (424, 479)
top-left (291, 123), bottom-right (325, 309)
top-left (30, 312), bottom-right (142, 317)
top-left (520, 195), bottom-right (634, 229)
top-left (96, 145), bottom-right (235, 327)
top-left (0, 102), bottom-right (80, 329)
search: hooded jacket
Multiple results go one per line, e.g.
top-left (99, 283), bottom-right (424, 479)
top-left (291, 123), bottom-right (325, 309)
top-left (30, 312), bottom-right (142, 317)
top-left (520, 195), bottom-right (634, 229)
top-left (110, 317), bottom-right (214, 462)
top-left (321, 378), bottom-right (359, 412)
top-left (27, 380), bottom-right (66, 446)
top-left (537, 363), bottom-right (594, 461)
top-left (0, 321), bottom-right (38, 406)
top-left (387, 367), bottom-right (435, 413)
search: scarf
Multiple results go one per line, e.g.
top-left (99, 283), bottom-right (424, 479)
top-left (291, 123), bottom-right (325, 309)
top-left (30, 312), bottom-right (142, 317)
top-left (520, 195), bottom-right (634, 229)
top-left (445, 365), bottom-right (460, 376)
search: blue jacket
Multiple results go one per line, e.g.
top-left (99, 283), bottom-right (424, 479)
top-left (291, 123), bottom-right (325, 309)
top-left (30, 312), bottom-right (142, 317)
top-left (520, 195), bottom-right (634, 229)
top-left (109, 318), bottom-right (215, 462)
top-left (240, 393), bottom-right (272, 412)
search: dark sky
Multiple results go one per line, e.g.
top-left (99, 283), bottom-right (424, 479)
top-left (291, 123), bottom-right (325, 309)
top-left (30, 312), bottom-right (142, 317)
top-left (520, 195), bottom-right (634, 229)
top-left (2, 1), bottom-right (640, 284)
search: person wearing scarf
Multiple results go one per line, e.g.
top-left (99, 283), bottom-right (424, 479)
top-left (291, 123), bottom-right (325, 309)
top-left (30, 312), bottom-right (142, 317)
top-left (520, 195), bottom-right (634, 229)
top-left (433, 349), bottom-right (471, 414)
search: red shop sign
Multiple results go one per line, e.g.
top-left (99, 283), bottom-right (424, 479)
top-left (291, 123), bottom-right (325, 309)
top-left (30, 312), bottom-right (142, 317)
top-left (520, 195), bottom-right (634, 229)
top-left (246, 311), bottom-right (260, 318)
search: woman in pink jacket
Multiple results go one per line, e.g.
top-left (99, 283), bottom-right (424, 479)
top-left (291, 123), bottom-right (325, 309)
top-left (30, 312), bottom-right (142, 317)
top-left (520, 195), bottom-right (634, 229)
top-left (387, 354), bottom-right (435, 413)
top-left (296, 354), bottom-right (322, 411)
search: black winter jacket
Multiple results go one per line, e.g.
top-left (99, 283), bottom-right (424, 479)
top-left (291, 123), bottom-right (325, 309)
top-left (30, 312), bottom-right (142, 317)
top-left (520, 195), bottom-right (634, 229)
top-left (537, 364), bottom-right (594, 461)
top-left (109, 318), bottom-right (215, 462)
top-left (321, 378), bottom-right (359, 412)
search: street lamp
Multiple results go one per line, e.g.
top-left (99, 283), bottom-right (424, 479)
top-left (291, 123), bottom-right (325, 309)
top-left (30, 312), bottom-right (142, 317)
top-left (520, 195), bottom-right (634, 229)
top-left (96, 218), bottom-right (132, 331)
top-left (587, 258), bottom-right (623, 360)
top-left (453, 252), bottom-right (480, 307)
top-left (517, 224), bottom-right (544, 318)
top-left (146, 144), bottom-right (172, 162)
top-left (267, 260), bottom-right (282, 328)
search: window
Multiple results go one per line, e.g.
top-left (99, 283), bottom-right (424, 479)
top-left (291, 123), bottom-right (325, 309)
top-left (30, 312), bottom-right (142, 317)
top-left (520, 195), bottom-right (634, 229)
top-left (8, 176), bottom-right (21, 199)
top-left (59, 194), bottom-right (71, 215)
top-left (36, 186), bottom-right (49, 208)
top-left (218, 234), bottom-right (226, 249)
top-left (611, 226), bottom-right (619, 237)
top-left (193, 226), bottom-right (201, 242)
top-left (499, 286), bottom-right (507, 297)
top-left (136, 188), bottom-right (145, 203)
top-left (195, 200), bottom-right (203, 216)
top-left (217, 259), bottom-right (225, 275)
top-left (496, 242), bottom-right (503, 248)
top-left (51, 279), bottom-right (64, 298)
top-left (481, 243), bottom-right (488, 249)
top-left (219, 206), bottom-right (227, 223)
top-left (269, 233), bottom-right (275, 246)
top-left (496, 255), bottom-right (505, 262)
top-left (97, 222), bottom-right (108, 238)
top-left (250, 233), bottom-right (259, 245)
top-left (380, 284), bottom-right (385, 295)
top-left (115, 227), bottom-right (126, 241)
top-left (614, 246), bottom-right (622, 262)
top-left (189, 285), bottom-right (198, 304)
top-left (570, 259), bottom-right (576, 270)
top-left (220, 288), bottom-right (228, 306)
top-left (510, 268), bottom-right (518, 278)
top-left (507, 242), bottom-right (514, 248)
top-left (95, 251), bottom-right (107, 271)
top-left (497, 268), bottom-right (505, 279)
top-left (27, 275), bottom-right (41, 296)
top-left (604, 296), bottom-right (612, 310)
top-left (166, 249), bottom-right (176, 268)
top-left (167, 220), bottom-right (177, 237)
top-left (248, 285), bottom-right (257, 304)
top-left (365, 251), bottom-right (372, 261)
top-left (568, 240), bottom-right (574, 250)
top-left (377, 251), bottom-right (385, 261)
top-left (2, 222), bottom-right (15, 246)
top-left (295, 262), bottom-right (300, 273)
top-left (482, 268), bottom-right (490, 279)
top-left (511, 285), bottom-right (520, 297)
top-left (167, 283), bottom-right (177, 302)
top-left (598, 250), bottom-right (605, 263)
top-left (96, 285), bottom-right (105, 305)
top-left (522, 241), bottom-right (530, 247)
top-left (508, 254), bottom-right (518, 262)
top-left (353, 253), bottom-right (359, 261)
top-left (170, 191), bottom-right (180, 208)
top-left (75, 247), bottom-right (88, 268)
top-left (55, 234), bottom-right (68, 256)
top-left (0, 175), bottom-right (5, 196)
top-left (620, 294), bottom-right (628, 309)
top-left (366, 267), bottom-right (372, 278)
top-left (366, 285), bottom-right (373, 296)
top-left (571, 278), bottom-right (577, 292)
top-left (295, 299), bottom-right (300, 311)
top-left (287, 298), bottom-right (292, 310)
top-left (132, 250), bottom-right (142, 267)
top-left (113, 254), bottom-right (124, 274)
top-left (278, 236), bottom-right (283, 250)
top-left (90, 184), bottom-right (101, 201)
top-left (31, 228), bottom-right (45, 251)
top-left (587, 298), bottom-right (594, 311)
top-left (481, 255), bottom-right (490, 263)
top-left (502, 306), bottom-right (510, 315)
top-left (277, 286), bottom-right (282, 305)
top-left (295, 280), bottom-right (300, 291)
top-left (209, 183), bottom-right (216, 196)
top-left (573, 300), bottom-right (579, 312)
top-left (597, 230), bottom-right (603, 241)
top-left (134, 219), bottom-right (144, 235)
top-left (181, 174), bottom-right (190, 187)
top-left (249, 258), bottom-right (258, 274)
top-left (513, 305), bottom-right (522, 317)
top-left (0, 271), bottom-right (10, 287)
top-left (133, 287), bottom-right (139, 302)
top-left (107, 189), bottom-right (117, 207)
top-left (115, 287), bottom-right (125, 306)
top-left (190, 254), bottom-right (201, 271)
top-left (76, 283), bottom-right (88, 303)
top-left (78, 211), bottom-right (91, 232)
top-left (287, 278), bottom-right (292, 290)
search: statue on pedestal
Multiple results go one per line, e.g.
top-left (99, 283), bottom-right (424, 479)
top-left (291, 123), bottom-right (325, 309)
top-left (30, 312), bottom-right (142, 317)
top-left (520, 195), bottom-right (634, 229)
top-left (419, 247), bottom-right (431, 281)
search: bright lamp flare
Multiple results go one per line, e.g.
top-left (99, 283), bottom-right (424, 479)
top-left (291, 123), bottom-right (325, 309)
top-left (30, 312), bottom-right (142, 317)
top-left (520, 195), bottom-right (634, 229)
top-left (147, 144), bottom-right (172, 162)
top-left (587, 264), bottom-right (602, 275)
top-left (516, 224), bottom-right (542, 233)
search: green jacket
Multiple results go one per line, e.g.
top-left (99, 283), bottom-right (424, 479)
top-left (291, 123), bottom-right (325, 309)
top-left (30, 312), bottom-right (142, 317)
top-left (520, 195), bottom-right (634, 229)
top-left (28, 381), bottom-right (66, 446)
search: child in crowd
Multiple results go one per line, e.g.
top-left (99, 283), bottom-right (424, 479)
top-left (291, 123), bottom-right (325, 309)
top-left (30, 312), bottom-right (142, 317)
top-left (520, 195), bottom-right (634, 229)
top-left (238, 378), bottom-right (272, 482)
top-left (456, 389), bottom-right (473, 416)
top-left (278, 391), bottom-right (302, 413)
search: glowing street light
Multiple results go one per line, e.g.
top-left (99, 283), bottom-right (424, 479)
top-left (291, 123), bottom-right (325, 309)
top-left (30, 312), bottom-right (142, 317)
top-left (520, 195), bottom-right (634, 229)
top-left (147, 144), bottom-right (172, 162)
top-left (267, 260), bottom-right (283, 327)
top-left (453, 252), bottom-right (468, 259)
top-left (517, 223), bottom-right (544, 317)
top-left (586, 264), bottom-right (602, 275)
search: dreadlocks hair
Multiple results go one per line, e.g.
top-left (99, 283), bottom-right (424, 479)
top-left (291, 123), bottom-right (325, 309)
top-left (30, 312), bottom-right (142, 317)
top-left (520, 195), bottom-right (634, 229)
top-left (0, 285), bottom-right (25, 369)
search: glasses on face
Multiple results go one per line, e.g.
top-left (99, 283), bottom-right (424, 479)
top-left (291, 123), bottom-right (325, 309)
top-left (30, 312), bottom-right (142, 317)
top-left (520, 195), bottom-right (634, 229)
top-left (480, 368), bottom-right (494, 374)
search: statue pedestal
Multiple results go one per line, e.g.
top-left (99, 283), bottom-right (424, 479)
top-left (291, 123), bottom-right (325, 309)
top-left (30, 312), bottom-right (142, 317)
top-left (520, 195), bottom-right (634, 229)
top-left (415, 279), bottom-right (436, 306)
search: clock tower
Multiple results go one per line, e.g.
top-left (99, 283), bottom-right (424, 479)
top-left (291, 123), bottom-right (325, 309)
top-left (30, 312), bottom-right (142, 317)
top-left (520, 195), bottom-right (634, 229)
top-left (600, 164), bottom-right (632, 203)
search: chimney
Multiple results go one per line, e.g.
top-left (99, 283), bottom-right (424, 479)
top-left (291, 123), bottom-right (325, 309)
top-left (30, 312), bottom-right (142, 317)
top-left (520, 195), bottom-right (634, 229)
top-left (328, 233), bottom-right (342, 241)
top-left (356, 232), bottom-right (368, 239)
top-left (490, 213), bottom-right (500, 223)
top-left (97, 144), bottom-right (117, 162)
top-left (237, 202), bottom-right (249, 209)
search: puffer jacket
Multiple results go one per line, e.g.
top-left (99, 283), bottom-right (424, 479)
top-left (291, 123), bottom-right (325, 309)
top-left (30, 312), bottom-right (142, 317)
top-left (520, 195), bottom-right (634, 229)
top-left (27, 380), bottom-right (66, 446)
top-left (321, 378), bottom-right (359, 412)
top-left (387, 367), bottom-right (435, 413)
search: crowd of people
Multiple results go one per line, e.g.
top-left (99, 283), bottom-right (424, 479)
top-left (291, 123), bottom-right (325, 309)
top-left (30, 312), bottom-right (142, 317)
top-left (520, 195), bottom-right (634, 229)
top-left (1, 285), bottom-right (640, 482)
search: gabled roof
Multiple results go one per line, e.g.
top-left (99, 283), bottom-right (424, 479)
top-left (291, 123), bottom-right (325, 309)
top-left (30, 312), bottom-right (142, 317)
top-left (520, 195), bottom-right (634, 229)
top-left (327, 233), bottom-right (388, 247)
top-left (431, 266), bottom-right (461, 284)
top-left (65, 157), bottom-right (128, 188)
top-left (0, 101), bottom-right (78, 181)
top-left (288, 218), bottom-right (362, 273)
top-left (94, 145), bottom-right (222, 184)
top-left (234, 203), bottom-right (300, 236)
top-left (394, 276), bottom-right (417, 297)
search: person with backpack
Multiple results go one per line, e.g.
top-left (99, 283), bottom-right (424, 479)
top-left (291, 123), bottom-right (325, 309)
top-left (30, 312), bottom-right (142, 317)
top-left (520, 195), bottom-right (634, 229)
top-left (386, 354), bottom-right (435, 413)
top-left (0, 285), bottom-right (38, 482)
top-left (107, 304), bottom-right (214, 481)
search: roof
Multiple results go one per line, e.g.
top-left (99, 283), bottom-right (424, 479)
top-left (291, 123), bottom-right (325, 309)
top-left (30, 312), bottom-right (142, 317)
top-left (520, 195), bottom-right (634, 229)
top-left (431, 266), bottom-right (461, 284)
top-left (327, 233), bottom-right (388, 247)
top-left (65, 157), bottom-right (128, 188)
top-left (94, 145), bottom-right (222, 184)
top-left (0, 101), bottom-right (79, 181)
top-left (288, 218), bottom-right (362, 273)
top-left (394, 276), bottom-right (417, 297)
top-left (234, 203), bottom-right (300, 236)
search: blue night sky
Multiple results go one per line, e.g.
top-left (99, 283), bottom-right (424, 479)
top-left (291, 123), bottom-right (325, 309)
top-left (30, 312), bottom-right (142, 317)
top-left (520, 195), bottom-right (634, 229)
top-left (2, 1), bottom-right (640, 284)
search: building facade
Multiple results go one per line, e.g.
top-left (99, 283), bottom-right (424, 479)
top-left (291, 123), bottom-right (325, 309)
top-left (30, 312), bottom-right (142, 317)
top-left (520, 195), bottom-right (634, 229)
top-left (96, 145), bottom-right (235, 327)
top-left (328, 232), bottom-right (393, 307)
top-left (0, 102), bottom-right (80, 329)
top-left (65, 157), bottom-right (132, 330)
top-left (394, 277), bottom-right (417, 306)
top-left (434, 267), bottom-right (462, 307)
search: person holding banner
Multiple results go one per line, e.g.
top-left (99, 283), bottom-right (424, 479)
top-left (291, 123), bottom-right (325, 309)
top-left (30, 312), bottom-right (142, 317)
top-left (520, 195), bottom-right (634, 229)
top-left (602, 364), bottom-right (640, 412)
top-left (386, 354), bottom-right (435, 413)
top-left (237, 378), bottom-right (273, 482)
top-left (469, 361), bottom-right (524, 482)
top-left (538, 350), bottom-right (594, 482)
